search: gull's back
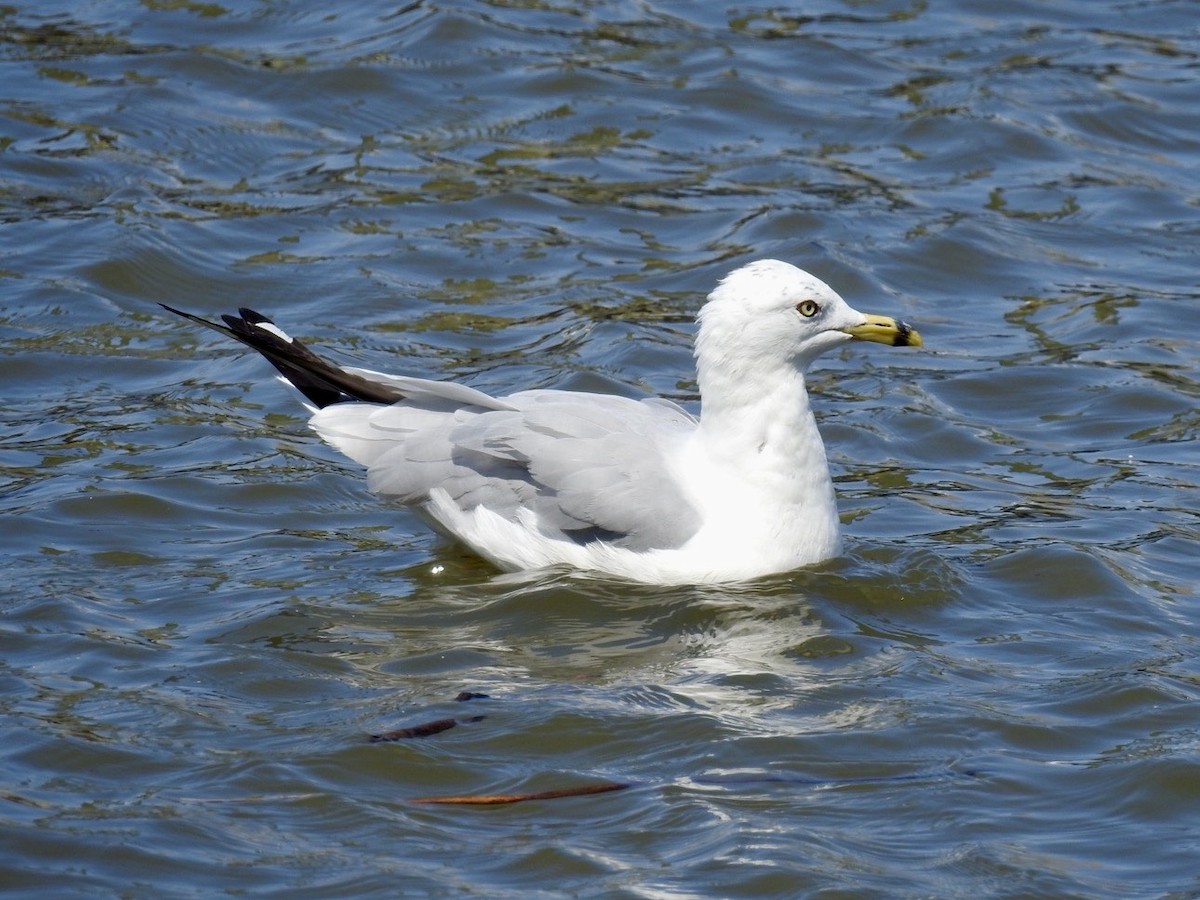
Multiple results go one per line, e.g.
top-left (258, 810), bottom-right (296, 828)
top-left (310, 378), bottom-right (703, 552)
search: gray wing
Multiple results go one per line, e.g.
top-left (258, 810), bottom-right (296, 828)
top-left (312, 386), bottom-right (702, 551)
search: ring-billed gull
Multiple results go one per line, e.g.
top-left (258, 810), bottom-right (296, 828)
top-left (162, 259), bottom-right (921, 584)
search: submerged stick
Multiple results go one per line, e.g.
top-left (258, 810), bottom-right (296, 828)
top-left (370, 712), bottom-right (487, 743)
top-left (370, 717), bottom-right (460, 742)
top-left (410, 781), bottom-right (631, 806)
top-left (369, 692), bottom-right (491, 742)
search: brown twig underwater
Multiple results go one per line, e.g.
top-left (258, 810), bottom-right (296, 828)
top-left (410, 782), bottom-right (631, 806)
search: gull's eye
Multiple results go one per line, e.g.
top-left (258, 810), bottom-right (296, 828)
top-left (796, 299), bottom-right (821, 318)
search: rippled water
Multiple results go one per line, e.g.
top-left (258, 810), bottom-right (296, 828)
top-left (3, 1), bottom-right (1199, 896)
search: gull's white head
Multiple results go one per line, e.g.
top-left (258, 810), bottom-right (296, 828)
top-left (695, 259), bottom-right (920, 377)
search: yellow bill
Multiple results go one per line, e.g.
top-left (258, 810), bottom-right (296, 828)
top-left (842, 314), bottom-right (922, 348)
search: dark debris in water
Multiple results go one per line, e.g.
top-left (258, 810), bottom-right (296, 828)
top-left (368, 690), bottom-right (490, 742)
top-left (370, 691), bottom-right (982, 806)
top-left (369, 714), bottom-right (487, 743)
top-left (453, 691), bottom-right (490, 702)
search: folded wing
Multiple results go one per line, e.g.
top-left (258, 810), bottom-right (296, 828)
top-left (313, 385), bottom-right (702, 551)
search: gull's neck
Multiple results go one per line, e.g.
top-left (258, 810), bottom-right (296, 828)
top-left (697, 359), bottom-right (825, 466)
top-left (693, 353), bottom-right (841, 560)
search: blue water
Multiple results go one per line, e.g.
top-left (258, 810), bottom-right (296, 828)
top-left (2, 1), bottom-right (1198, 896)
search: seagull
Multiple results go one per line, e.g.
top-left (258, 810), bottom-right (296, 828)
top-left (162, 259), bottom-right (921, 584)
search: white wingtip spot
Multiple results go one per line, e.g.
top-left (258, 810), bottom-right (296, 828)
top-left (254, 321), bottom-right (294, 343)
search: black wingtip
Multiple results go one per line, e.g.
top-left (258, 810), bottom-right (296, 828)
top-left (160, 301), bottom-right (204, 323)
top-left (161, 302), bottom-right (233, 337)
top-left (238, 307), bottom-right (274, 325)
top-left (162, 303), bottom-right (407, 408)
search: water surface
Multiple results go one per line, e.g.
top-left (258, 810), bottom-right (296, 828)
top-left (2, 1), bottom-right (1198, 896)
